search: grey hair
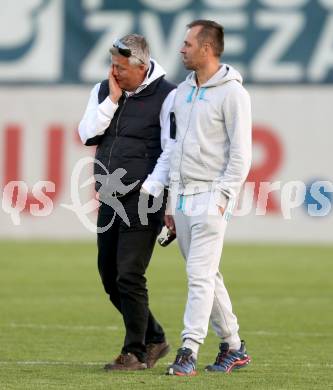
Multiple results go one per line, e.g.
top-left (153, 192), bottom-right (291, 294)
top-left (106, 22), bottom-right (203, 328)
top-left (110, 34), bottom-right (150, 67)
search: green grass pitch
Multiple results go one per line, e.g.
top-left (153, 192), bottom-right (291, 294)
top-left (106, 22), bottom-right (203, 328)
top-left (0, 241), bottom-right (332, 389)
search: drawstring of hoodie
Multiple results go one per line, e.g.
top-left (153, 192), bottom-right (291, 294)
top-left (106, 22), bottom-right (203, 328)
top-left (184, 64), bottom-right (242, 103)
top-left (186, 86), bottom-right (196, 103)
top-left (186, 86), bottom-right (207, 102)
top-left (199, 87), bottom-right (207, 100)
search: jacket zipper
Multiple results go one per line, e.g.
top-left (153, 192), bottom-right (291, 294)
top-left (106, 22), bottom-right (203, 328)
top-left (106, 95), bottom-right (128, 183)
top-left (178, 87), bottom-right (199, 189)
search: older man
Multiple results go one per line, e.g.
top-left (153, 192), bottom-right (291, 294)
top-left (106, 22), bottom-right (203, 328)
top-left (79, 34), bottom-right (176, 370)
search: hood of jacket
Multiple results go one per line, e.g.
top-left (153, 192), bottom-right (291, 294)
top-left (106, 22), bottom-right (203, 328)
top-left (142, 58), bottom-right (166, 86)
top-left (185, 63), bottom-right (243, 88)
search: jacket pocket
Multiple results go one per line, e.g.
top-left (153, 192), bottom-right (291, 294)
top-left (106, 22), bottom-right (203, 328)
top-left (181, 141), bottom-right (208, 181)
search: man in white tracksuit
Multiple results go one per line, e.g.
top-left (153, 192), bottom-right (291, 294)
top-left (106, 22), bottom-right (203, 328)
top-left (165, 20), bottom-right (252, 376)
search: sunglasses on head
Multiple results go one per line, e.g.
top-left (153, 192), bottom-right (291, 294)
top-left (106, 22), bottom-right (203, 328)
top-left (112, 39), bottom-right (145, 64)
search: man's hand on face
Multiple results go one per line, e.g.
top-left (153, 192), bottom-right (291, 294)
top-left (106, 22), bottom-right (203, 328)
top-left (109, 66), bottom-right (122, 104)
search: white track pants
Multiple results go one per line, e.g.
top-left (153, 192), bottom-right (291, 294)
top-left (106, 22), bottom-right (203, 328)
top-left (174, 192), bottom-right (241, 349)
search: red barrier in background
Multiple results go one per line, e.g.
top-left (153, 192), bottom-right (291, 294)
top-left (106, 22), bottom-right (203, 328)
top-left (2, 123), bottom-right (283, 214)
top-left (3, 124), bottom-right (64, 211)
top-left (247, 125), bottom-right (283, 213)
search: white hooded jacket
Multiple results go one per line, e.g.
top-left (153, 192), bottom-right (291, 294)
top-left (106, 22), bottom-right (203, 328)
top-left (169, 64), bottom-right (252, 208)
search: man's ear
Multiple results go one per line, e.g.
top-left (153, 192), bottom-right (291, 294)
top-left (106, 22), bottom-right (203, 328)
top-left (199, 43), bottom-right (208, 57)
top-left (202, 42), bottom-right (211, 56)
top-left (139, 63), bottom-right (148, 73)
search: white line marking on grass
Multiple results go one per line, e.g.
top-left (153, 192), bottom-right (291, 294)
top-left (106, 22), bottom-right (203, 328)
top-left (5, 323), bottom-right (119, 331)
top-left (244, 330), bottom-right (329, 337)
top-left (261, 363), bottom-right (333, 368)
top-left (165, 329), bottom-right (330, 337)
top-left (237, 297), bottom-right (332, 304)
top-left (3, 324), bottom-right (328, 338)
top-left (0, 361), bottom-right (332, 368)
top-left (0, 361), bottom-right (105, 366)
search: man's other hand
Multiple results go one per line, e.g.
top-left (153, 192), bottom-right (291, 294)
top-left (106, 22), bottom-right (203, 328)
top-left (164, 214), bottom-right (176, 234)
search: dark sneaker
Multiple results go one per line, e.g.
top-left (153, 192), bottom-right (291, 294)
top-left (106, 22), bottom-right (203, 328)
top-left (166, 347), bottom-right (197, 376)
top-left (104, 352), bottom-right (147, 371)
top-left (146, 341), bottom-right (170, 368)
top-left (205, 340), bottom-right (251, 373)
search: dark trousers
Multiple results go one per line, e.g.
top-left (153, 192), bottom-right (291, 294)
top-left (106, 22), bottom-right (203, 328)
top-left (97, 191), bottom-right (166, 362)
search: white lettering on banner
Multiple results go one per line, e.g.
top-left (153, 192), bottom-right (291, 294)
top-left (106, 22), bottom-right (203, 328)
top-left (319, 0), bottom-right (333, 10)
top-left (202, 11), bottom-right (247, 75)
top-left (202, 12), bottom-right (247, 54)
top-left (77, 6), bottom-right (333, 83)
top-left (80, 12), bottom-right (134, 82)
top-left (250, 12), bottom-right (304, 81)
top-left (82, 0), bottom-right (103, 11)
top-left (203, 0), bottom-right (249, 8)
top-left (0, 0), bottom-right (63, 81)
top-left (308, 181), bottom-right (333, 217)
top-left (281, 181), bottom-right (306, 220)
top-left (308, 14), bottom-right (333, 82)
top-left (139, 0), bottom-right (192, 12)
top-left (258, 0), bottom-right (309, 8)
top-left (0, 0), bottom-right (42, 45)
top-left (0, 3), bottom-right (332, 83)
top-left (140, 11), bottom-right (194, 80)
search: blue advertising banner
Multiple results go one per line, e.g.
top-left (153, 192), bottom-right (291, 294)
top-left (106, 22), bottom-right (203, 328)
top-left (0, 0), bottom-right (333, 84)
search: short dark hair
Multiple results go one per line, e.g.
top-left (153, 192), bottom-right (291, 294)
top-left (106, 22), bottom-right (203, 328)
top-left (187, 19), bottom-right (224, 57)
